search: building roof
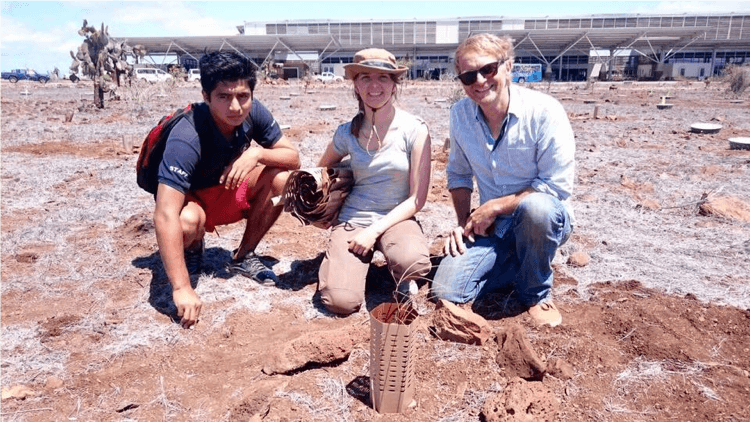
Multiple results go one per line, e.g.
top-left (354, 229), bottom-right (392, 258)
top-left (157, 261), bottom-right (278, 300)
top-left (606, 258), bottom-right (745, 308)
top-left (123, 34), bottom-right (342, 64)
top-left (121, 13), bottom-right (749, 67)
top-left (495, 26), bottom-right (740, 57)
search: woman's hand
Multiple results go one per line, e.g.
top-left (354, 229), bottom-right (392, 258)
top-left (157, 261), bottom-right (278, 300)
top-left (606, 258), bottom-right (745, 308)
top-left (347, 227), bottom-right (378, 257)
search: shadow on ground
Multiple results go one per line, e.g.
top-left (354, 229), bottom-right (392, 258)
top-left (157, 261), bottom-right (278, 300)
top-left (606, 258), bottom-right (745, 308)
top-left (132, 247), bottom-right (246, 321)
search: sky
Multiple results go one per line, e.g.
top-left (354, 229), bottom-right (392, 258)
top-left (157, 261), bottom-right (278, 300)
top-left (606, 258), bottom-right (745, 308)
top-left (1, 1), bottom-right (748, 75)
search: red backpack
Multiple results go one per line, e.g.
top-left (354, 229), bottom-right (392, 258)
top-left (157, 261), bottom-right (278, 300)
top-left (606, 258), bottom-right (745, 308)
top-left (136, 103), bottom-right (204, 194)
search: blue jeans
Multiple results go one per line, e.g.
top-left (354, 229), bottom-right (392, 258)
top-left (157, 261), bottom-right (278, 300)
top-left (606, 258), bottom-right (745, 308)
top-left (431, 193), bottom-right (572, 307)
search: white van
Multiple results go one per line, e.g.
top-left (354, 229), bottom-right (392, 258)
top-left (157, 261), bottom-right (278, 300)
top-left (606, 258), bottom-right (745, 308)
top-left (134, 68), bottom-right (173, 83)
top-left (186, 68), bottom-right (200, 82)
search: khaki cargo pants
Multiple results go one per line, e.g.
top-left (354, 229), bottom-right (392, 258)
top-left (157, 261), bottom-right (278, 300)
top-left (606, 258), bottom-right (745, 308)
top-left (318, 219), bottom-right (431, 315)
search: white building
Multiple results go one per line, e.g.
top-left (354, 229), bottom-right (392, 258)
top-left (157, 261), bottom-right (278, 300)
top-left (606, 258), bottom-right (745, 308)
top-left (125, 12), bottom-right (750, 81)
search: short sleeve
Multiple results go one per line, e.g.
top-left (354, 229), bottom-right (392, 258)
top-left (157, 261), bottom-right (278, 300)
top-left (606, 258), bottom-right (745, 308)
top-left (248, 99), bottom-right (283, 148)
top-left (157, 117), bottom-right (201, 194)
top-left (332, 123), bottom-right (352, 156)
top-left (404, 112), bottom-right (428, 153)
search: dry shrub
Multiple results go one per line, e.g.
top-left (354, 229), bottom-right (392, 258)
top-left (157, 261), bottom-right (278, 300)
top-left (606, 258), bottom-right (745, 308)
top-left (448, 86), bottom-right (466, 105)
top-left (723, 64), bottom-right (750, 96)
top-left (439, 72), bottom-right (455, 82)
top-left (584, 77), bottom-right (595, 92)
top-left (119, 79), bottom-right (176, 115)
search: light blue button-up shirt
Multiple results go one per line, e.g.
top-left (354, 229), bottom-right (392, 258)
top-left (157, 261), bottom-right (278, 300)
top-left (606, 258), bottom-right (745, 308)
top-left (447, 84), bottom-right (575, 238)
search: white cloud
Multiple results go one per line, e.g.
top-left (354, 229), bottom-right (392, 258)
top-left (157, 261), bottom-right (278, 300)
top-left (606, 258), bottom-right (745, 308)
top-left (107, 1), bottom-right (238, 36)
top-left (0, 1), bottom-right (239, 74)
top-left (1, 16), bottom-right (59, 44)
top-left (0, 15), bottom-right (80, 72)
top-left (60, 0), bottom-right (108, 9)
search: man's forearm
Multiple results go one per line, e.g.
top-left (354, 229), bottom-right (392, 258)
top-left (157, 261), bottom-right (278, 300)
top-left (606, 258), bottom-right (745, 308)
top-left (450, 188), bottom-right (473, 227)
top-left (155, 212), bottom-right (191, 291)
top-left (255, 136), bottom-right (300, 171)
top-left (256, 147), bottom-right (300, 170)
top-left (486, 187), bottom-right (535, 217)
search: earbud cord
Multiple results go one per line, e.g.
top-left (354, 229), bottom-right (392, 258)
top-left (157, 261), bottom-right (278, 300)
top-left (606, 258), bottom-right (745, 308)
top-left (364, 106), bottom-right (383, 157)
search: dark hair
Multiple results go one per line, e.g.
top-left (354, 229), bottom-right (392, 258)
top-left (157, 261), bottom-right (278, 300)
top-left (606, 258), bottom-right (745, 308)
top-left (350, 73), bottom-right (401, 138)
top-left (199, 51), bottom-right (257, 96)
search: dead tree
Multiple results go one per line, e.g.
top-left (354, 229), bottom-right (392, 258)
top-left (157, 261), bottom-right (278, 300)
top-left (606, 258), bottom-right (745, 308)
top-left (69, 20), bottom-right (139, 108)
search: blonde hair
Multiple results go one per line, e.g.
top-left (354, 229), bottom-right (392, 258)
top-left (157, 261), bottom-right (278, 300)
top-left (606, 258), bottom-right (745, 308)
top-left (455, 33), bottom-right (515, 74)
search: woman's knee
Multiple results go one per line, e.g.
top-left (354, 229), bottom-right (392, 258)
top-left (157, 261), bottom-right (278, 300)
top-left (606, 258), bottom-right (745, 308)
top-left (390, 252), bottom-right (431, 282)
top-left (319, 287), bottom-right (363, 315)
top-left (318, 248), bottom-right (367, 315)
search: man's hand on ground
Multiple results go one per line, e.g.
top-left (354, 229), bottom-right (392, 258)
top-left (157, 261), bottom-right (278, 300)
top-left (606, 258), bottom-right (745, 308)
top-left (173, 286), bottom-right (202, 329)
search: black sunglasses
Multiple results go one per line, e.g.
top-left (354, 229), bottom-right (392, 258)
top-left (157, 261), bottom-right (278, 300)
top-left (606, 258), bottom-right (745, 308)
top-left (456, 59), bottom-right (507, 86)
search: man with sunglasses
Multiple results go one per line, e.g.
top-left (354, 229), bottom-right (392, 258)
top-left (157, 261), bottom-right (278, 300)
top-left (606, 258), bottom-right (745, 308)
top-left (431, 34), bottom-right (575, 327)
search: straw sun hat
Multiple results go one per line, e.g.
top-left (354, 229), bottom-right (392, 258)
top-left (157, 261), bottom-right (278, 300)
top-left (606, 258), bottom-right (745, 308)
top-left (344, 48), bottom-right (409, 80)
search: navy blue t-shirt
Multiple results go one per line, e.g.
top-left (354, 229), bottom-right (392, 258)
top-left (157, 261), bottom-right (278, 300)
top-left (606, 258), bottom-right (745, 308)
top-left (157, 99), bottom-right (283, 194)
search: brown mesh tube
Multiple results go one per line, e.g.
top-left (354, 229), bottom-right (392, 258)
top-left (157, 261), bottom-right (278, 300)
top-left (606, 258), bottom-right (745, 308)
top-left (369, 302), bottom-right (418, 413)
top-left (281, 165), bottom-right (354, 229)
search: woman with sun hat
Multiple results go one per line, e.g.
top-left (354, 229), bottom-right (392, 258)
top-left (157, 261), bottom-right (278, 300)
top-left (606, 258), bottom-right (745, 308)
top-left (316, 48), bottom-right (432, 315)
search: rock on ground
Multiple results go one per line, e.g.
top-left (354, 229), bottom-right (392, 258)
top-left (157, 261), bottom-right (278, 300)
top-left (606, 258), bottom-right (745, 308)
top-left (566, 251), bottom-right (590, 267)
top-left (480, 377), bottom-right (560, 422)
top-left (262, 322), bottom-right (368, 375)
top-left (699, 196), bottom-right (750, 221)
top-left (432, 299), bottom-right (492, 345)
top-left (495, 324), bottom-right (546, 380)
top-left (546, 358), bottom-right (575, 380)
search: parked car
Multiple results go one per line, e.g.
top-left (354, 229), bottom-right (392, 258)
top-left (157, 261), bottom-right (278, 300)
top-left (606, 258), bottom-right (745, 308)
top-left (134, 67), bottom-right (173, 83)
top-left (1, 69), bottom-right (50, 83)
top-left (313, 72), bottom-right (343, 83)
top-left (185, 68), bottom-right (200, 82)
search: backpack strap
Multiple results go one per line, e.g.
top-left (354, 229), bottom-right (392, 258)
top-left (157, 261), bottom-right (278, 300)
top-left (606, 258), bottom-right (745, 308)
top-left (189, 102), bottom-right (213, 152)
top-left (136, 103), bottom-right (200, 195)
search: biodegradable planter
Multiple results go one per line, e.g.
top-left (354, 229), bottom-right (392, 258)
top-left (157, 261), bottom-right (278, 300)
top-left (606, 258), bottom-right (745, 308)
top-left (690, 122), bottom-right (722, 134)
top-left (369, 302), bottom-right (418, 414)
top-left (729, 137), bottom-right (750, 150)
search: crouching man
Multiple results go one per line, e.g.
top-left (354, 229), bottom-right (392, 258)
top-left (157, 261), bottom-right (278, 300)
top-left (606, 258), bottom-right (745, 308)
top-left (431, 34), bottom-right (575, 327)
top-left (154, 51), bottom-right (300, 328)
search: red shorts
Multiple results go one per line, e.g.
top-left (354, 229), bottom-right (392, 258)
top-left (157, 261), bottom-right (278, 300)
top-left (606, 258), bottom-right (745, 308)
top-left (186, 179), bottom-right (252, 232)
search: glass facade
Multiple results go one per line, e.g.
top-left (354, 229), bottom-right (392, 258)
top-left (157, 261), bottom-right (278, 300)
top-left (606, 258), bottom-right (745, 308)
top-left (249, 14), bottom-right (748, 81)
